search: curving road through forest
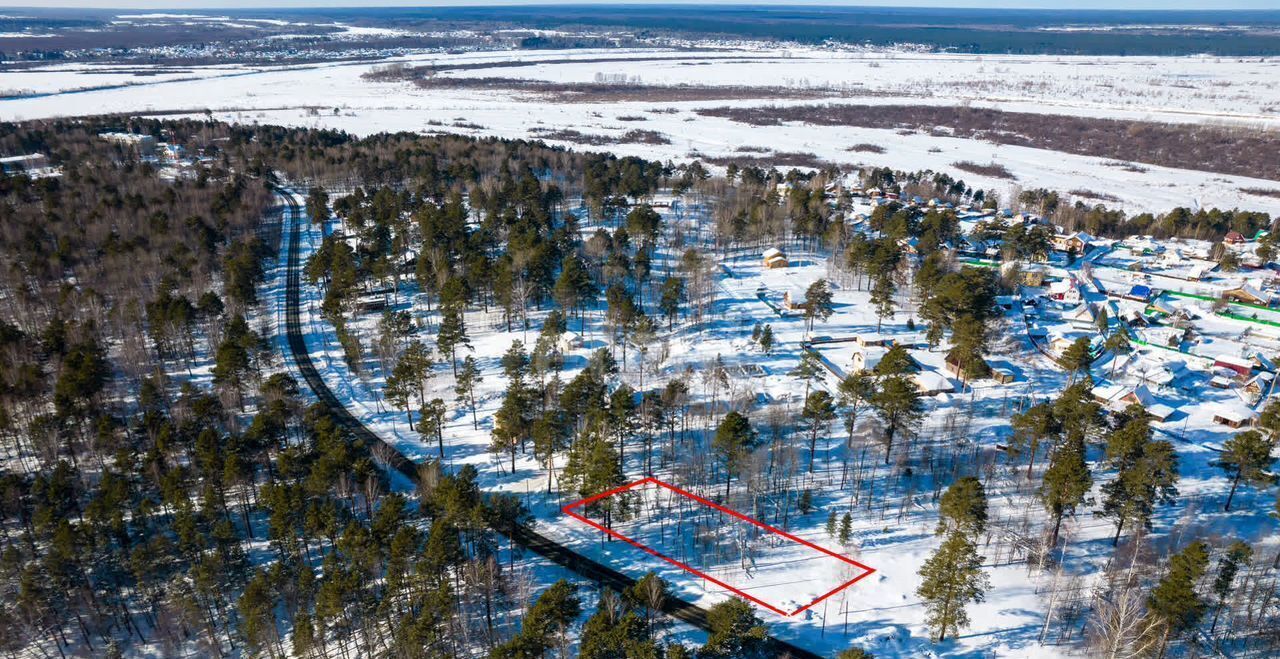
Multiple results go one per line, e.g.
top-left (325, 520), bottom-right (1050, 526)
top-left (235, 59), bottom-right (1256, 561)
top-left (276, 190), bottom-right (821, 659)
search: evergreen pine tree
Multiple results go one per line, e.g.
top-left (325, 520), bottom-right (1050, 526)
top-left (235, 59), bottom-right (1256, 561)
top-left (801, 389), bottom-right (837, 472)
top-left (455, 354), bottom-right (482, 429)
top-left (871, 274), bottom-right (896, 332)
top-left (700, 598), bottom-right (770, 658)
top-left (1099, 416), bottom-right (1179, 545)
top-left (1209, 541), bottom-right (1252, 635)
top-left (1059, 337), bottom-right (1094, 382)
top-left (758, 324), bottom-right (774, 355)
top-left (803, 279), bottom-right (835, 331)
top-left (1146, 540), bottom-right (1211, 654)
top-left (713, 411), bottom-right (757, 499)
top-left (917, 532), bottom-right (989, 642)
top-left (1213, 429), bottom-right (1276, 511)
top-left (437, 306), bottom-right (469, 377)
top-left (937, 477), bottom-right (988, 538)
top-left (870, 375), bottom-right (924, 464)
top-left (1009, 402), bottom-right (1061, 479)
top-left (1040, 435), bottom-right (1092, 546)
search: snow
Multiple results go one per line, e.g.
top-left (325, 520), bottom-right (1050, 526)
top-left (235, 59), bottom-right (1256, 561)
top-left (2, 47), bottom-right (1279, 215)
top-left (261, 180), bottom-right (1280, 656)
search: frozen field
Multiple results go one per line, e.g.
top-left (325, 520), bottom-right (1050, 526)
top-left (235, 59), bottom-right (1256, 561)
top-left (3, 47), bottom-right (1280, 216)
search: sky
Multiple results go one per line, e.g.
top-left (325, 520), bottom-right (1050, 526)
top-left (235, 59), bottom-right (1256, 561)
top-left (4, 0), bottom-right (1278, 11)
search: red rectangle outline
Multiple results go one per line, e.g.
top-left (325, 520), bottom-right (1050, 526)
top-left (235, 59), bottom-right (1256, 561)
top-left (562, 476), bottom-right (876, 617)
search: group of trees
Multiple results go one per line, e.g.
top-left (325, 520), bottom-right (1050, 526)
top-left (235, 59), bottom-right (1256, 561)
top-left (0, 118), bottom-right (709, 658)
top-left (8, 113), bottom-right (1278, 658)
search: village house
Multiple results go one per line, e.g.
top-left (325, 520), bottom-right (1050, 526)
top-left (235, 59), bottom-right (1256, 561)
top-left (1123, 284), bottom-right (1154, 303)
top-left (158, 143), bottom-right (186, 161)
top-left (1051, 231), bottom-right (1096, 254)
top-left (1187, 263), bottom-right (1215, 281)
top-left (1047, 278), bottom-right (1082, 305)
top-left (944, 353), bottom-right (992, 380)
top-left (762, 248), bottom-right (789, 269)
top-left (1147, 298), bottom-right (1182, 318)
top-left (1243, 372), bottom-right (1275, 400)
top-left (1049, 334), bottom-right (1092, 357)
top-left (1093, 383), bottom-right (1155, 410)
top-left (1090, 381), bottom-right (1177, 422)
top-left (1222, 284), bottom-right (1270, 306)
top-left (1020, 264), bottom-right (1048, 287)
top-left (1064, 303), bottom-right (1097, 330)
top-left (1223, 231), bottom-right (1248, 245)
top-left (1213, 354), bottom-right (1254, 378)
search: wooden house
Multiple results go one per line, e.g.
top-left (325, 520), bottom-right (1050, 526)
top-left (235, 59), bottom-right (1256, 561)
top-left (762, 248), bottom-right (789, 269)
top-left (1213, 404), bottom-right (1255, 428)
top-left (1051, 232), bottom-right (1095, 254)
top-left (1222, 284), bottom-right (1269, 306)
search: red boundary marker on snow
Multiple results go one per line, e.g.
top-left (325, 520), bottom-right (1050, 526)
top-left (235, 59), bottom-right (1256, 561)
top-left (562, 476), bottom-right (876, 617)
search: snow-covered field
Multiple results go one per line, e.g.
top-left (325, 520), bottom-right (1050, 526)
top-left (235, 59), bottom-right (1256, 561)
top-left (0, 62), bottom-right (268, 97)
top-left (3, 47), bottom-right (1279, 216)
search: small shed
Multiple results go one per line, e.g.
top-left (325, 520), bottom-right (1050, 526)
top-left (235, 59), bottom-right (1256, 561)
top-left (1146, 404), bottom-right (1176, 422)
top-left (851, 347), bottom-right (886, 374)
top-left (911, 370), bottom-right (955, 396)
top-left (782, 288), bottom-right (807, 311)
top-left (558, 331), bottom-right (584, 352)
top-left (1126, 285), bottom-right (1153, 302)
top-left (944, 353), bottom-right (989, 379)
top-left (1213, 404), bottom-right (1256, 428)
top-left (855, 334), bottom-right (893, 348)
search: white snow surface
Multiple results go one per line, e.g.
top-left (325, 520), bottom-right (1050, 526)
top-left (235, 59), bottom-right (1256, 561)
top-left (2, 47), bottom-right (1279, 215)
